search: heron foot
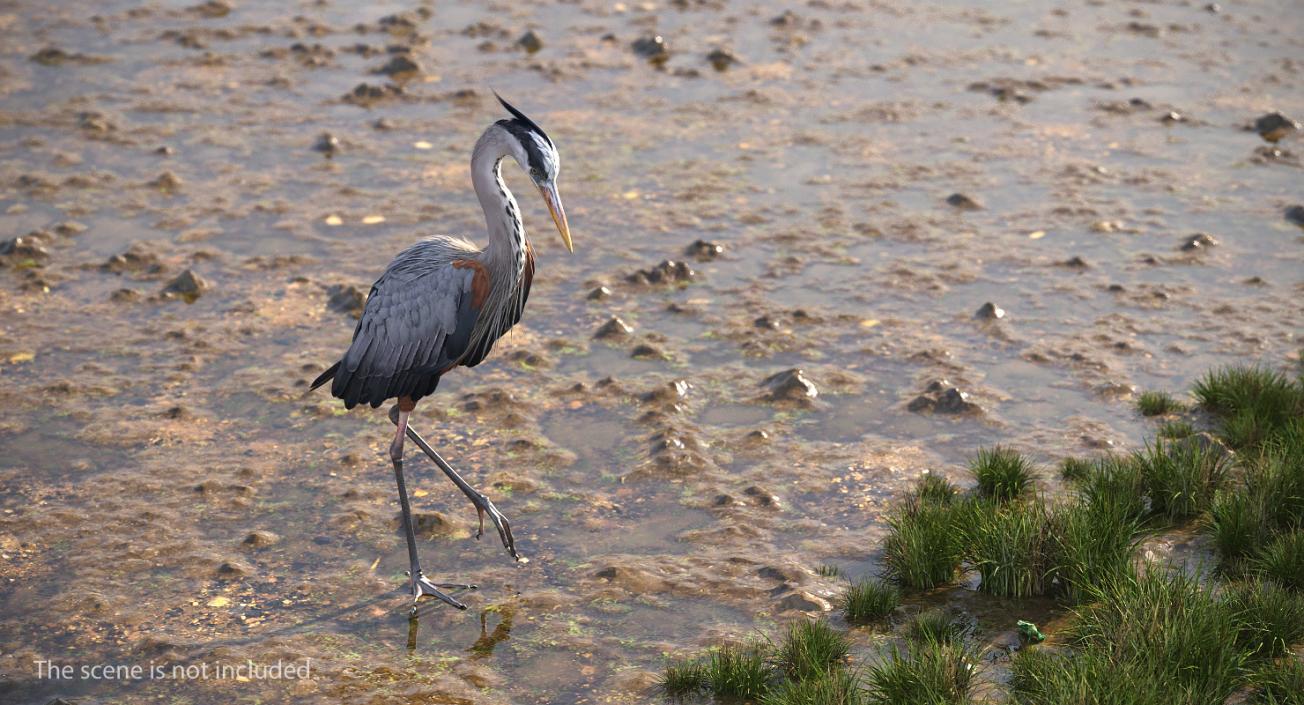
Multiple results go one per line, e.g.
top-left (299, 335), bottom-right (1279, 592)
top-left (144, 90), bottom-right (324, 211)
top-left (469, 491), bottom-right (520, 562)
top-left (407, 570), bottom-right (475, 611)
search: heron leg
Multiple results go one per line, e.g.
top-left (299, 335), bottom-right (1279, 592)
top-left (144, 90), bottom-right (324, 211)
top-left (391, 407), bottom-right (472, 612)
top-left (389, 405), bottom-right (520, 561)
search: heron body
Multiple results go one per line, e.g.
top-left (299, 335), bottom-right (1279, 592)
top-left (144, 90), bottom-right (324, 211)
top-left (309, 96), bottom-right (571, 610)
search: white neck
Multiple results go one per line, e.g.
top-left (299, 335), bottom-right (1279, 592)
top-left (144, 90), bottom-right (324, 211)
top-left (470, 126), bottom-right (527, 283)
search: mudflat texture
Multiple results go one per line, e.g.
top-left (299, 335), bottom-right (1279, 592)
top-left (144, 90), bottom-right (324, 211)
top-left (0, 1), bottom-right (1300, 703)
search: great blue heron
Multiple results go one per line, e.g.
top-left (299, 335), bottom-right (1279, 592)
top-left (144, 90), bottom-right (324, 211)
top-left (309, 95), bottom-right (571, 610)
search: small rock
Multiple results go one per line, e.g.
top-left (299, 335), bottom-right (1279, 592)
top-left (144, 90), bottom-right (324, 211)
top-left (326, 283), bottom-right (366, 317)
top-left (373, 55), bottom-right (421, 77)
top-left (217, 560), bottom-right (250, 578)
top-left (405, 511), bottom-right (460, 537)
top-left (1253, 112), bottom-right (1299, 142)
top-left (0, 235), bottom-right (49, 263)
top-left (110, 288), bottom-right (141, 303)
top-left (762, 368), bottom-right (818, 402)
top-left (777, 591), bottom-right (831, 613)
top-left (313, 132), bottom-right (340, 155)
top-left (628, 260), bottom-right (694, 285)
top-left (975, 302), bottom-right (1005, 320)
top-left (587, 285), bottom-right (612, 301)
top-left (149, 171), bottom-right (183, 192)
top-left (1284, 205), bottom-right (1304, 227)
top-left (517, 30), bottom-right (543, 53)
top-left (593, 316), bottom-right (633, 340)
top-left (753, 316), bottom-right (780, 330)
top-left (632, 35), bottom-right (668, 62)
top-left (934, 388), bottom-right (978, 414)
top-left (743, 485), bottom-right (781, 508)
top-left (907, 395), bottom-right (936, 413)
top-left (161, 269), bottom-right (208, 301)
top-left (946, 193), bottom-right (983, 210)
top-left (242, 530), bottom-right (280, 548)
top-left (1160, 111), bottom-right (1185, 124)
top-left (1062, 256), bottom-right (1089, 268)
top-left (643, 380), bottom-right (690, 404)
top-left (706, 48), bottom-right (737, 71)
top-left (1180, 232), bottom-right (1218, 252)
top-left (630, 343), bottom-right (665, 359)
top-left (685, 239), bottom-right (724, 261)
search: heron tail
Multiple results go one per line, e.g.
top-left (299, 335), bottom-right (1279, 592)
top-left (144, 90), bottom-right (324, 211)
top-left (306, 360), bottom-right (341, 397)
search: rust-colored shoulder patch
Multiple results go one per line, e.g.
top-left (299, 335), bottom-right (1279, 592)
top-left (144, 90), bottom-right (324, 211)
top-left (523, 244), bottom-right (535, 289)
top-left (452, 259), bottom-right (491, 309)
top-left (397, 395), bottom-right (416, 412)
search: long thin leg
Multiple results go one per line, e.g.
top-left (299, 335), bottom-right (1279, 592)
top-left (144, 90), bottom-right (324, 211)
top-left (389, 405), bottom-right (520, 561)
top-left (391, 408), bottom-right (471, 611)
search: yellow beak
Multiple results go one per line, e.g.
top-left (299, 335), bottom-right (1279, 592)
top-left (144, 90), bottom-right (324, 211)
top-left (539, 183), bottom-right (573, 253)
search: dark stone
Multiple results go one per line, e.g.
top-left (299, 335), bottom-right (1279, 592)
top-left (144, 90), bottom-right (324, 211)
top-left (161, 269), bottom-right (208, 300)
top-left (1180, 232), bottom-right (1218, 252)
top-left (762, 368), bottom-right (818, 402)
top-left (1285, 205), bottom-right (1304, 227)
top-left (628, 260), bottom-right (694, 285)
top-left (593, 316), bottom-right (633, 340)
top-left (326, 284), bottom-right (366, 317)
top-left (630, 343), bottom-right (665, 359)
top-left (975, 302), bottom-right (1005, 319)
top-left (373, 54), bottom-right (420, 77)
top-left (934, 388), bottom-right (978, 414)
top-left (706, 48), bottom-right (737, 71)
top-left (946, 193), bottom-right (983, 210)
top-left (517, 30), bottom-right (543, 53)
top-left (685, 239), bottom-right (724, 260)
top-left (632, 35), bottom-right (668, 62)
top-left (587, 285), bottom-right (612, 301)
top-left (1063, 256), bottom-right (1089, 268)
top-left (1253, 112), bottom-right (1299, 142)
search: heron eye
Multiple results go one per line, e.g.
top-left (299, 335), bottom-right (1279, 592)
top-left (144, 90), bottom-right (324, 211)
top-left (530, 167), bottom-right (543, 180)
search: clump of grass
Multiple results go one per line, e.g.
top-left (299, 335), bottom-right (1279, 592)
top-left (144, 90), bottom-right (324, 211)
top-left (1053, 497), bottom-right (1140, 603)
top-left (865, 639), bottom-right (973, 705)
top-left (841, 579), bottom-right (899, 626)
top-left (705, 642), bottom-right (773, 699)
top-left (777, 620), bottom-right (851, 681)
top-left (1134, 438), bottom-right (1227, 520)
top-left (1209, 488), bottom-right (1270, 570)
top-left (659, 657), bottom-right (707, 697)
top-left (1252, 659), bottom-right (1304, 705)
top-left (1193, 365), bottom-right (1302, 417)
top-left (1077, 454), bottom-right (1148, 521)
top-left (916, 472), bottom-right (957, 505)
top-left (1011, 648), bottom-right (1166, 704)
top-left (1069, 569), bottom-right (1250, 704)
top-left (906, 608), bottom-right (969, 646)
top-left (962, 499), bottom-right (1058, 598)
top-left (817, 564), bottom-right (842, 578)
top-left (1253, 529), bottom-right (1304, 591)
top-left (970, 446), bottom-right (1035, 502)
top-left (760, 668), bottom-right (866, 705)
top-left (1059, 456), bottom-right (1094, 482)
top-left (882, 502), bottom-right (965, 590)
top-left (1223, 578), bottom-right (1304, 660)
top-left (1137, 390), bottom-right (1184, 416)
top-left (1159, 420), bottom-right (1196, 439)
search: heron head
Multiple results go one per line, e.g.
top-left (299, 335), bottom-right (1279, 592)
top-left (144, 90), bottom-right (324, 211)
top-left (494, 93), bottom-right (572, 253)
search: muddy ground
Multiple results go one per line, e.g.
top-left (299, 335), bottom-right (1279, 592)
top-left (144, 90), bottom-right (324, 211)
top-left (1, 0), bottom-right (1301, 703)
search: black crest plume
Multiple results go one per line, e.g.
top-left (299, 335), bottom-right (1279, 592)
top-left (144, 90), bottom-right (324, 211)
top-left (494, 91), bottom-right (553, 148)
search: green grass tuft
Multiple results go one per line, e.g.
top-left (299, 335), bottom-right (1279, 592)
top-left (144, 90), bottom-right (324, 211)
top-left (1137, 390), bottom-right (1184, 416)
top-left (1053, 497), bottom-right (1140, 603)
top-left (1068, 569), bottom-right (1250, 704)
top-left (1253, 529), bottom-right (1304, 591)
top-left (1252, 658), bottom-right (1304, 705)
top-left (841, 578), bottom-right (899, 626)
top-left (916, 472), bottom-right (957, 505)
top-left (659, 657), bottom-right (707, 697)
top-left (760, 668), bottom-right (867, 705)
top-left (1193, 366), bottom-right (1303, 449)
top-left (882, 502), bottom-right (965, 590)
top-left (704, 642), bottom-right (774, 699)
top-left (1159, 420), bottom-right (1196, 439)
top-left (906, 608), bottom-right (970, 646)
top-left (1011, 648), bottom-right (1166, 704)
top-left (1059, 456), bottom-right (1094, 482)
top-left (962, 499), bottom-right (1058, 598)
top-left (777, 620), bottom-right (851, 681)
top-left (1209, 488), bottom-right (1271, 570)
top-left (1134, 438), bottom-right (1227, 520)
top-left (1077, 454), bottom-right (1148, 521)
top-left (1224, 578), bottom-right (1304, 660)
top-left (865, 639), bottom-right (973, 705)
top-left (970, 446), bottom-right (1035, 502)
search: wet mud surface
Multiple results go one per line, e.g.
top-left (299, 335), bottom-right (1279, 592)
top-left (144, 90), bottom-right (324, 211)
top-left (1, 1), bottom-right (1301, 703)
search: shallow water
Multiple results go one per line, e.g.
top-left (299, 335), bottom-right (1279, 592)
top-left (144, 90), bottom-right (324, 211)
top-left (1, 0), bottom-right (1301, 702)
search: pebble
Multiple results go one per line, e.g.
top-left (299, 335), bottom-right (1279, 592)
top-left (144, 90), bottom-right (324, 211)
top-left (706, 49), bottom-right (738, 71)
top-left (326, 283), bottom-right (366, 317)
top-left (587, 285), bottom-right (612, 301)
top-left (628, 260), bottom-right (694, 285)
top-left (684, 239), bottom-right (724, 261)
top-left (161, 269), bottom-right (208, 301)
top-left (373, 55), bottom-right (421, 77)
top-left (630, 343), bottom-right (665, 359)
top-left (1180, 232), bottom-right (1218, 251)
top-left (242, 530), bottom-right (280, 548)
top-left (313, 132), bottom-right (340, 155)
top-left (517, 30), bottom-right (543, 53)
top-left (631, 35), bottom-right (668, 63)
top-left (974, 302), bottom-right (1005, 319)
top-left (593, 316), bottom-right (633, 340)
top-left (946, 192), bottom-right (983, 210)
top-left (762, 368), bottom-right (818, 402)
top-left (1284, 205), bottom-right (1304, 227)
top-left (1253, 112), bottom-right (1299, 142)
top-left (149, 171), bottom-right (183, 192)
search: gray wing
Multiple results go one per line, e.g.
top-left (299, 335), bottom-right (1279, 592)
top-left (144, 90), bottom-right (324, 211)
top-left (331, 241), bottom-right (480, 409)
